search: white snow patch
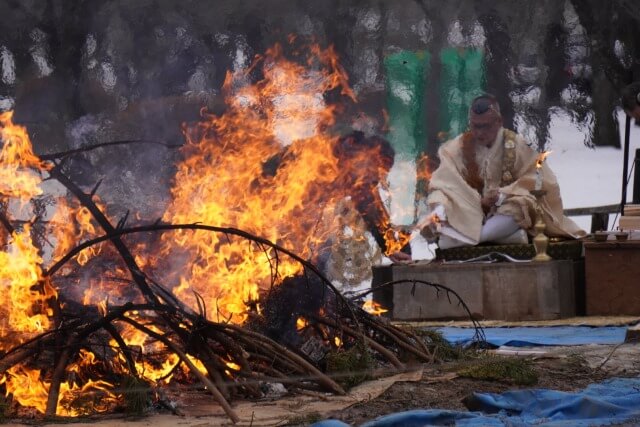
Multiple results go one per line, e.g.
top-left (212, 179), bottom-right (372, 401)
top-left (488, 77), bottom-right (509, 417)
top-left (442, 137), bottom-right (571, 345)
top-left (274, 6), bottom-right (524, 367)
top-left (1, 46), bottom-right (16, 85)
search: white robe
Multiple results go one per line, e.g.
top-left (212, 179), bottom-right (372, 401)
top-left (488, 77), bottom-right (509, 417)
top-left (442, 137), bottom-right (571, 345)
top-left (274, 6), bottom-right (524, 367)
top-left (424, 128), bottom-right (585, 245)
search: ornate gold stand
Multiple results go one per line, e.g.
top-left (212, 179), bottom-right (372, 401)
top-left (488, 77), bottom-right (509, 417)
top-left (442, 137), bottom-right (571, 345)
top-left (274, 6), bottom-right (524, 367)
top-left (530, 189), bottom-right (552, 262)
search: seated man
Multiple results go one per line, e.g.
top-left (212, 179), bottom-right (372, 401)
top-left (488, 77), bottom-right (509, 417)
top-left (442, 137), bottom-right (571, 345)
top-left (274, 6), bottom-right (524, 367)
top-left (420, 94), bottom-right (585, 249)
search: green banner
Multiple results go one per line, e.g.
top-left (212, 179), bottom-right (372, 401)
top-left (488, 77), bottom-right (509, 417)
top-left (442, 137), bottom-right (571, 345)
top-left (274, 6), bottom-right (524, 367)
top-left (439, 47), bottom-right (485, 140)
top-left (383, 50), bottom-right (430, 157)
top-left (383, 51), bottom-right (430, 225)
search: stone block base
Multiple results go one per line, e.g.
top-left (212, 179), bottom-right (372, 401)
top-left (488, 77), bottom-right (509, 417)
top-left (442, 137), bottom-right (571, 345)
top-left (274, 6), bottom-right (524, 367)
top-left (372, 260), bottom-right (578, 321)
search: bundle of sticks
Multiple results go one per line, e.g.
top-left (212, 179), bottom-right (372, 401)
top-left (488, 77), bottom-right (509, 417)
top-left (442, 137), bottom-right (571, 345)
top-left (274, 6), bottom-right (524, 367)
top-left (0, 142), bottom-right (483, 423)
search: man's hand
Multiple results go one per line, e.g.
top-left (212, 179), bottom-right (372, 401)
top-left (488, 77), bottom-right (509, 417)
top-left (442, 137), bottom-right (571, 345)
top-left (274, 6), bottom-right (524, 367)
top-left (420, 223), bottom-right (438, 243)
top-left (481, 189), bottom-right (499, 214)
top-left (388, 251), bottom-right (412, 263)
top-left (417, 205), bottom-right (445, 243)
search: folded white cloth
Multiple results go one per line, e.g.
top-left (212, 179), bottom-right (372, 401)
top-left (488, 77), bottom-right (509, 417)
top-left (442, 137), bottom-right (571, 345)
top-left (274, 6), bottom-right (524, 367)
top-left (436, 214), bottom-right (526, 249)
top-left (479, 214), bottom-right (520, 243)
top-left (493, 228), bottom-right (529, 245)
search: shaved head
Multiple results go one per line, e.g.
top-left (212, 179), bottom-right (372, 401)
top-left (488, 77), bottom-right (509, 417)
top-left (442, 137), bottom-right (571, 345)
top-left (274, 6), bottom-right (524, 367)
top-left (468, 95), bottom-right (503, 147)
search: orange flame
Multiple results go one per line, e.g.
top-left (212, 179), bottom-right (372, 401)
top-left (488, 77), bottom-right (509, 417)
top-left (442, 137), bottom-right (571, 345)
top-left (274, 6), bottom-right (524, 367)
top-left (0, 113), bottom-right (145, 414)
top-left (383, 227), bottom-right (412, 256)
top-left (49, 197), bottom-right (106, 267)
top-left (0, 226), bottom-right (54, 348)
top-left (1, 364), bottom-right (117, 416)
top-left (416, 153), bottom-right (432, 182)
top-left (536, 150), bottom-right (552, 168)
top-left (296, 317), bottom-right (308, 331)
top-left (157, 42), bottom-right (388, 324)
top-left (1, 366), bottom-right (49, 414)
top-left (382, 153), bottom-right (433, 254)
top-left (225, 361), bottom-right (241, 371)
top-left (0, 112), bottom-right (58, 415)
top-left (0, 111), bottom-right (50, 202)
top-left (426, 212), bottom-right (442, 229)
top-left (362, 300), bottom-right (388, 316)
top-left (0, 41), bottom-right (402, 416)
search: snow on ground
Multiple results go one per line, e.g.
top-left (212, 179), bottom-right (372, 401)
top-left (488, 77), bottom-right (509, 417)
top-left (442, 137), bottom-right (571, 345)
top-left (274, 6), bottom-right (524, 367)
top-left (547, 109), bottom-right (640, 232)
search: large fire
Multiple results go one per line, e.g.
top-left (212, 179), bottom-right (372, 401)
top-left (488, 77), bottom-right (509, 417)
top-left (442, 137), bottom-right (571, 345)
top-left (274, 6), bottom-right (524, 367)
top-left (0, 111), bottom-right (113, 416)
top-left (157, 42), bottom-right (395, 323)
top-left (0, 42), bottom-right (410, 417)
top-left (0, 111), bottom-right (51, 381)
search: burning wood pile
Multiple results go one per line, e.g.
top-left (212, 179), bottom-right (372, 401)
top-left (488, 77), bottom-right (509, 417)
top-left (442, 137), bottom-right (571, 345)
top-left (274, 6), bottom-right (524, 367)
top-left (0, 42), bottom-right (479, 422)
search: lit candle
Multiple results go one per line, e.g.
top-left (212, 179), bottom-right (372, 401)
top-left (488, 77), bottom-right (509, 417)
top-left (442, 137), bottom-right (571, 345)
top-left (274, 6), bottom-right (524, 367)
top-left (534, 151), bottom-right (551, 191)
top-left (535, 168), bottom-right (543, 190)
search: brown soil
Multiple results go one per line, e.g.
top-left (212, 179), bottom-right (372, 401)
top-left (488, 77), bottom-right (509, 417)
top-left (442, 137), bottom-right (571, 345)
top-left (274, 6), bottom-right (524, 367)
top-left (4, 344), bottom-right (639, 426)
top-left (326, 345), bottom-right (640, 425)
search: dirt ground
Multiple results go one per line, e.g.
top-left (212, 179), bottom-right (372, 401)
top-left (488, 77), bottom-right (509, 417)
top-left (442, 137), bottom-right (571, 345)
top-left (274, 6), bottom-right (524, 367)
top-left (328, 343), bottom-right (640, 426)
top-left (4, 343), bottom-right (640, 426)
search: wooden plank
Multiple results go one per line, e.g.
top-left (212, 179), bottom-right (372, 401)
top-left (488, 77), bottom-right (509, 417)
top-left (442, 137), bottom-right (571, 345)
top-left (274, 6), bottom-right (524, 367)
top-left (585, 242), bottom-right (640, 315)
top-left (620, 216), bottom-right (640, 230)
top-left (563, 204), bottom-right (619, 216)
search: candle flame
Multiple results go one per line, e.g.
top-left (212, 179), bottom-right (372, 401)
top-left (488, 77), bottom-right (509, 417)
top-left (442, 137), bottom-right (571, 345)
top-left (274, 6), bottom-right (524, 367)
top-left (536, 150), bottom-right (552, 168)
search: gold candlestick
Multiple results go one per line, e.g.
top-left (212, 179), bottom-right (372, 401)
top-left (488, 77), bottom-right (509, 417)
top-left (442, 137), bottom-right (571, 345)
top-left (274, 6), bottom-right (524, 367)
top-left (530, 189), bottom-right (552, 261)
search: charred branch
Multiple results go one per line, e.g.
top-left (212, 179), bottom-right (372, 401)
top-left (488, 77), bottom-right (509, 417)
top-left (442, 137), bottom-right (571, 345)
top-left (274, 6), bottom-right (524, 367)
top-left (43, 221), bottom-right (357, 325)
top-left (350, 279), bottom-right (486, 344)
top-left (120, 316), bottom-right (240, 424)
top-left (45, 337), bottom-right (76, 416)
top-left (310, 315), bottom-right (404, 370)
top-left (0, 170), bottom-right (480, 423)
top-left (47, 166), bottom-right (160, 305)
top-left (221, 323), bottom-right (346, 395)
top-left (0, 209), bottom-right (15, 234)
top-left (38, 139), bottom-right (182, 161)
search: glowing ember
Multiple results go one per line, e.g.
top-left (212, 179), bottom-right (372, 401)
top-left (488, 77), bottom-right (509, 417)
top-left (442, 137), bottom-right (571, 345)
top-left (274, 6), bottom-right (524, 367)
top-left (225, 361), bottom-right (241, 371)
top-left (296, 317), bottom-right (308, 331)
top-left (432, 213), bottom-right (441, 224)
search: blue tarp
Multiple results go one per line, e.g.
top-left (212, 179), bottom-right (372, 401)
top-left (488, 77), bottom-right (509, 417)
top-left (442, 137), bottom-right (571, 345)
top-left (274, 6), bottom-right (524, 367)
top-left (436, 326), bottom-right (627, 347)
top-left (312, 377), bottom-right (640, 427)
